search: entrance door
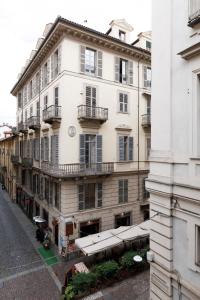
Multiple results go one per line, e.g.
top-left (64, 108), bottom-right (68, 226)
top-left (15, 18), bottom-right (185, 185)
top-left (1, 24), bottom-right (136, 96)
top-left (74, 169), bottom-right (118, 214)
top-left (80, 219), bottom-right (100, 238)
top-left (54, 224), bottom-right (59, 246)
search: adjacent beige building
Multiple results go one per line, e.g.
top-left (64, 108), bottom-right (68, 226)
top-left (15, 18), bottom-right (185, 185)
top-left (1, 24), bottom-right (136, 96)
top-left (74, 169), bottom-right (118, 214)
top-left (10, 17), bottom-right (151, 250)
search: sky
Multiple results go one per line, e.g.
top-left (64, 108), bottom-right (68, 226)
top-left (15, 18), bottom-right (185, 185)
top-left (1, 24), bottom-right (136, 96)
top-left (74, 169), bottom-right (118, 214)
top-left (0, 0), bottom-right (152, 127)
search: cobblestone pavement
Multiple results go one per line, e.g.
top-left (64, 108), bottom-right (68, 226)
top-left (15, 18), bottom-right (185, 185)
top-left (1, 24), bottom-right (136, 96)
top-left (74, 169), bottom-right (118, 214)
top-left (0, 189), bottom-right (60, 299)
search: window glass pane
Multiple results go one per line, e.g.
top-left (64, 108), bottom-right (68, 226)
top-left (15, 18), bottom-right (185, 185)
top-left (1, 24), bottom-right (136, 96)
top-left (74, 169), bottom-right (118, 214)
top-left (85, 48), bottom-right (96, 74)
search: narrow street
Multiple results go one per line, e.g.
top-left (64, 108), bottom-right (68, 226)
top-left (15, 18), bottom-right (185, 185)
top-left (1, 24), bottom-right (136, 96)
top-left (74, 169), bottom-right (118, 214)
top-left (0, 189), bottom-right (60, 299)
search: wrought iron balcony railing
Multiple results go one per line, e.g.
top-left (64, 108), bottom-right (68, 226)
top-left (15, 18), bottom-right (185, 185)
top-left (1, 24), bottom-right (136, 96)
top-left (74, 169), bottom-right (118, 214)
top-left (41, 162), bottom-right (114, 178)
top-left (43, 105), bottom-right (61, 124)
top-left (28, 116), bottom-right (40, 130)
top-left (21, 157), bottom-right (33, 168)
top-left (141, 114), bottom-right (151, 128)
top-left (78, 105), bottom-right (108, 124)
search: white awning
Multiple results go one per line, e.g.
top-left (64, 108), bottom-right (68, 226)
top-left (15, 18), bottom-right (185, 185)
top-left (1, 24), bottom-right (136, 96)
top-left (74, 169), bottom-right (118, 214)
top-left (75, 220), bottom-right (150, 256)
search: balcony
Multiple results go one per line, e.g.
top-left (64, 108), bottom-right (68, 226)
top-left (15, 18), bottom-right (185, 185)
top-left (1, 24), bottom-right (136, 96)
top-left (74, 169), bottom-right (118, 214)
top-left (22, 157), bottom-right (33, 168)
top-left (11, 155), bottom-right (20, 165)
top-left (78, 105), bottom-right (108, 128)
top-left (43, 105), bottom-right (61, 125)
top-left (18, 122), bottom-right (28, 133)
top-left (141, 114), bottom-right (151, 129)
top-left (188, 1), bottom-right (200, 27)
top-left (28, 116), bottom-right (40, 130)
top-left (41, 162), bottom-right (114, 178)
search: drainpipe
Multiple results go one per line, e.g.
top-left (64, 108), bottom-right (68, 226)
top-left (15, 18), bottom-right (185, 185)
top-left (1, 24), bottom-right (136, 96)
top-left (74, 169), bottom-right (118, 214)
top-left (137, 58), bottom-right (141, 202)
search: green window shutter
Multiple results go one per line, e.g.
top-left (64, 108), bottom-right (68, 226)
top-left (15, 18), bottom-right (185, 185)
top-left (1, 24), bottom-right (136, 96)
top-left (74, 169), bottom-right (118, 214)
top-left (80, 45), bottom-right (86, 73)
top-left (118, 180), bottom-right (124, 203)
top-left (114, 57), bottom-right (120, 82)
top-left (97, 50), bottom-right (103, 77)
top-left (78, 185), bottom-right (84, 210)
top-left (143, 65), bottom-right (147, 87)
top-left (128, 137), bottom-right (133, 161)
top-left (124, 180), bottom-right (128, 202)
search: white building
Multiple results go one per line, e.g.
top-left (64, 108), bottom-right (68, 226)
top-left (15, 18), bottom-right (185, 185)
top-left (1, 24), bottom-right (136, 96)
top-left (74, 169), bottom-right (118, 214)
top-left (11, 17), bottom-right (151, 251)
top-left (147, 0), bottom-right (200, 299)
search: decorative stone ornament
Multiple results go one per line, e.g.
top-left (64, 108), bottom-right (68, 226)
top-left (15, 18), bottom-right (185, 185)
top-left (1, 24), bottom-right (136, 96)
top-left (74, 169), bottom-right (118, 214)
top-left (68, 126), bottom-right (76, 137)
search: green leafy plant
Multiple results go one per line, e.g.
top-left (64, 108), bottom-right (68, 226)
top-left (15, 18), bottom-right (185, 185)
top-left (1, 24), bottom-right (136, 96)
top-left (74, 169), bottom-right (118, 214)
top-left (94, 260), bottom-right (119, 279)
top-left (120, 250), bottom-right (138, 269)
top-left (72, 272), bottom-right (97, 294)
top-left (65, 284), bottom-right (75, 300)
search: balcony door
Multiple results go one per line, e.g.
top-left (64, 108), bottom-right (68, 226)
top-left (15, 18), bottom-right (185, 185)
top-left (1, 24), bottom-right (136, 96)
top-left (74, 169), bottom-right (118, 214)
top-left (86, 86), bottom-right (96, 118)
top-left (85, 135), bottom-right (96, 168)
top-left (80, 134), bottom-right (102, 170)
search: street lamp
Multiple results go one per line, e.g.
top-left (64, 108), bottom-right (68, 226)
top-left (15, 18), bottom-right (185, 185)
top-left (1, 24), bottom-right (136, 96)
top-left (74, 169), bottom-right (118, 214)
top-left (133, 255), bottom-right (143, 263)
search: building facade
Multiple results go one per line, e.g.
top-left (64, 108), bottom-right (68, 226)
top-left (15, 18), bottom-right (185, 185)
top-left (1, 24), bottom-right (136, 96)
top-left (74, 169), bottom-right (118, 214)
top-left (11, 17), bottom-right (151, 250)
top-left (148, 0), bottom-right (200, 299)
top-left (0, 133), bottom-right (18, 201)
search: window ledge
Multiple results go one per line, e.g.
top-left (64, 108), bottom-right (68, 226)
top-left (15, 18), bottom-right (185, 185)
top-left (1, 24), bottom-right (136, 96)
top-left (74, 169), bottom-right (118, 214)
top-left (188, 15), bottom-right (200, 27)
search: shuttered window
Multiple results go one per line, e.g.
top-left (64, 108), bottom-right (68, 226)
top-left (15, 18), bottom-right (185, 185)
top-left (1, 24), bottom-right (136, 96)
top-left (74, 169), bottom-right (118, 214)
top-left (43, 62), bottom-right (48, 87)
top-left (34, 138), bottom-right (40, 161)
top-left (86, 86), bottom-right (96, 107)
top-left (119, 93), bottom-right (128, 113)
top-left (36, 72), bottom-right (40, 94)
top-left (23, 86), bottom-right (27, 105)
top-left (146, 137), bottom-right (151, 159)
top-left (51, 135), bottom-right (59, 164)
top-left (80, 45), bottom-right (102, 77)
top-left (54, 87), bottom-right (59, 106)
top-left (18, 92), bottom-right (22, 109)
top-left (119, 136), bottom-right (133, 161)
top-left (41, 137), bottom-right (44, 161)
top-left (115, 57), bottom-right (133, 85)
top-left (118, 179), bottom-right (128, 203)
top-left (44, 137), bottom-right (49, 161)
top-left (44, 95), bottom-right (48, 110)
top-left (144, 65), bottom-right (151, 88)
top-left (54, 182), bottom-right (60, 210)
top-left (78, 183), bottom-right (103, 210)
top-left (79, 134), bottom-right (102, 165)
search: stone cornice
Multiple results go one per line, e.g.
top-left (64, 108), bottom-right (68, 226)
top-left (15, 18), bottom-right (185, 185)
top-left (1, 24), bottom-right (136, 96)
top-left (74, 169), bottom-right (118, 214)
top-left (178, 41), bottom-right (200, 60)
top-left (11, 16), bottom-right (151, 96)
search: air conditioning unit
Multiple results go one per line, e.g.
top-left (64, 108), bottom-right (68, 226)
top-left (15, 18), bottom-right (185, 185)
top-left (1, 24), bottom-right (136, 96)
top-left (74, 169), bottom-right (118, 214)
top-left (147, 251), bottom-right (154, 262)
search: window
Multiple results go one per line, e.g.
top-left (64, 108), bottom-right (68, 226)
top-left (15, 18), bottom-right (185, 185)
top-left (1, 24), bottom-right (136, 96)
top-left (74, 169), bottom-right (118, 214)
top-left (144, 66), bottom-right (151, 88)
top-left (118, 180), bottom-right (128, 203)
top-left (115, 57), bottom-right (133, 84)
top-left (80, 134), bottom-right (102, 165)
top-left (146, 137), bottom-right (151, 159)
top-left (23, 86), bottom-right (27, 105)
top-left (41, 136), bottom-right (49, 161)
top-left (146, 40), bottom-right (151, 51)
top-left (119, 92), bottom-right (128, 113)
top-left (119, 136), bottom-right (133, 161)
top-left (54, 49), bottom-right (59, 77)
top-left (44, 95), bottom-right (48, 110)
top-left (119, 30), bottom-right (126, 41)
top-left (18, 92), bottom-right (22, 109)
top-left (25, 110), bottom-right (27, 122)
top-left (36, 101), bottom-right (40, 117)
top-left (34, 138), bottom-right (40, 161)
top-left (36, 72), bottom-right (40, 93)
top-left (78, 183), bottom-right (102, 210)
top-left (120, 59), bottom-right (128, 83)
top-left (85, 48), bottom-right (96, 74)
top-left (54, 87), bottom-right (59, 106)
top-left (29, 80), bottom-right (33, 100)
top-left (80, 46), bottom-right (102, 77)
top-left (43, 63), bottom-right (48, 86)
top-left (196, 225), bottom-right (200, 266)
